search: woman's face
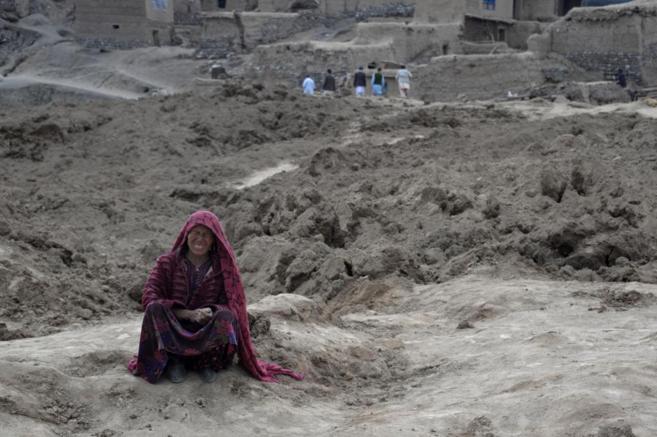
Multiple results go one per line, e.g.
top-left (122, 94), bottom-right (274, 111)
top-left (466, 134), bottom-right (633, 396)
top-left (186, 225), bottom-right (214, 258)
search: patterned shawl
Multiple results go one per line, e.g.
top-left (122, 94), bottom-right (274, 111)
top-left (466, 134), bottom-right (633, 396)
top-left (172, 210), bottom-right (303, 382)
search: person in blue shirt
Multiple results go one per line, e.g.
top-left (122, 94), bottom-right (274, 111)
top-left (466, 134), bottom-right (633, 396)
top-left (371, 67), bottom-right (385, 96)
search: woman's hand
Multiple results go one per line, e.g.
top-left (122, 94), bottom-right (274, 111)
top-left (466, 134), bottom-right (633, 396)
top-left (174, 308), bottom-right (213, 324)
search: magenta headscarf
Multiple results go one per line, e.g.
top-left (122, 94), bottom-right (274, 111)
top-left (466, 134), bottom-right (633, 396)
top-left (173, 210), bottom-right (303, 382)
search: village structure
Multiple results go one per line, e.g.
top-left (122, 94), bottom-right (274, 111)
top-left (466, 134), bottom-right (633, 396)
top-left (67, 0), bottom-right (650, 93)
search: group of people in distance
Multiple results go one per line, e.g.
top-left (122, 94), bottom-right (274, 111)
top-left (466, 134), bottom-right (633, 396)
top-left (302, 68), bottom-right (339, 96)
top-left (302, 65), bottom-right (412, 98)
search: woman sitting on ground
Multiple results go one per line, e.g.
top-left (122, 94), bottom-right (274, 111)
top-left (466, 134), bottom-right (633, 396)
top-left (128, 210), bottom-right (303, 384)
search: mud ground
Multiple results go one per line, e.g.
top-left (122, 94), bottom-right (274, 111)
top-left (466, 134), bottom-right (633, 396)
top-left (1, 78), bottom-right (657, 435)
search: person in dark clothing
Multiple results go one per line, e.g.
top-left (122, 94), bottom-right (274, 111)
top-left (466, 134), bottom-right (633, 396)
top-left (353, 66), bottom-right (367, 97)
top-left (322, 69), bottom-right (336, 94)
top-left (616, 68), bottom-right (627, 88)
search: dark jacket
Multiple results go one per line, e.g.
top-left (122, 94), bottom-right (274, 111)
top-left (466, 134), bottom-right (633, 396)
top-left (323, 74), bottom-right (336, 91)
top-left (354, 71), bottom-right (367, 88)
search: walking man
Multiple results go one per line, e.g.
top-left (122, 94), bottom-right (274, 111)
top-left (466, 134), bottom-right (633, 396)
top-left (395, 65), bottom-right (412, 98)
top-left (371, 67), bottom-right (385, 96)
top-left (302, 74), bottom-right (316, 96)
top-left (354, 66), bottom-right (367, 97)
top-left (322, 69), bottom-right (336, 95)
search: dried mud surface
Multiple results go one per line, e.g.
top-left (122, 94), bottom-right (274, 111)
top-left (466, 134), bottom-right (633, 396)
top-left (1, 81), bottom-right (657, 436)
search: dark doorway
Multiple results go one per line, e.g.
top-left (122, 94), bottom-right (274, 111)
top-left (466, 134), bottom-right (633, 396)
top-left (218, 0), bottom-right (226, 8)
top-left (558, 0), bottom-right (583, 15)
top-left (152, 30), bottom-right (160, 46)
top-left (513, 0), bottom-right (521, 20)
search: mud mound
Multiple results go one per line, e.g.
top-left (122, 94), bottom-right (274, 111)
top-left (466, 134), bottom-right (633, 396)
top-left (0, 84), bottom-right (368, 338)
top-left (228, 106), bottom-right (657, 306)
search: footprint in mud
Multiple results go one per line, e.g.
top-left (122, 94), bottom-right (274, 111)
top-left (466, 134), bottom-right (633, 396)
top-left (525, 330), bottom-right (568, 347)
top-left (599, 289), bottom-right (654, 309)
top-left (596, 420), bottom-right (636, 437)
top-left (455, 303), bottom-right (504, 329)
top-left (462, 415), bottom-right (495, 437)
top-left (158, 398), bottom-right (190, 422)
top-left (576, 288), bottom-right (656, 312)
top-left (63, 350), bottom-right (130, 377)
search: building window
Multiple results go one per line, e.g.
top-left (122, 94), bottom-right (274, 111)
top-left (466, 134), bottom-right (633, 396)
top-left (483, 0), bottom-right (496, 10)
top-left (152, 0), bottom-right (167, 9)
top-left (218, 0), bottom-right (227, 8)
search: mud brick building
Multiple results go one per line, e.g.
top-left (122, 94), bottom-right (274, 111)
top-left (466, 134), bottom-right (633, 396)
top-left (546, 3), bottom-right (657, 85)
top-left (463, 0), bottom-right (635, 49)
top-left (72, 0), bottom-right (174, 48)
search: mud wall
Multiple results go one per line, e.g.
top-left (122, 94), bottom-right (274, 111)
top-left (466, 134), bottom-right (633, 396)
top-left (73, 0), bottom-right (173, 48)
top-left (516, 0), bottom-right (556, 20)
top-left (257, 0), bottom-right (414, 17)
top-left (195, 0), bottom-right (456, 20)
top-left (413, 52), bottom-right (558, 101)
top-left (414, 0), bottom-right (465, 23)
top-left (548, 6), bottom-right (657, 85)
top-left (174, 0), bottom-right (202, 23)
top-left (200, 11), bottom-right (310, 55)
top-left (251, 40), bottom-right (394, 85)
top-left (249, 20), bottom-right (462, 85)
top-left (355, 22), bottom-right (462, 60)
top-left (200, 0), bottom-right (255, 11)
top-left (146, 0), bottom-right (174, 21)
top-left (320, 0), bottom-right (414, 17)
top-left (464, 16), bottom-right (543, 50)
top-left (465, 0), bottom-right (514, 21)
top-left (642, 14), bottom-right (657, 85)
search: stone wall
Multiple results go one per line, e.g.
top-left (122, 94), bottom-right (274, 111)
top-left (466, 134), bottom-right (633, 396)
top-left (546, 4), bottom-right (657, 85)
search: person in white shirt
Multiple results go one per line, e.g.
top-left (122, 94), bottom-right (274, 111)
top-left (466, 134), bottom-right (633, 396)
top-left (395, 65), bottom-right (412, 98)
top-left (302, 75), bottom-right (316, 96)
